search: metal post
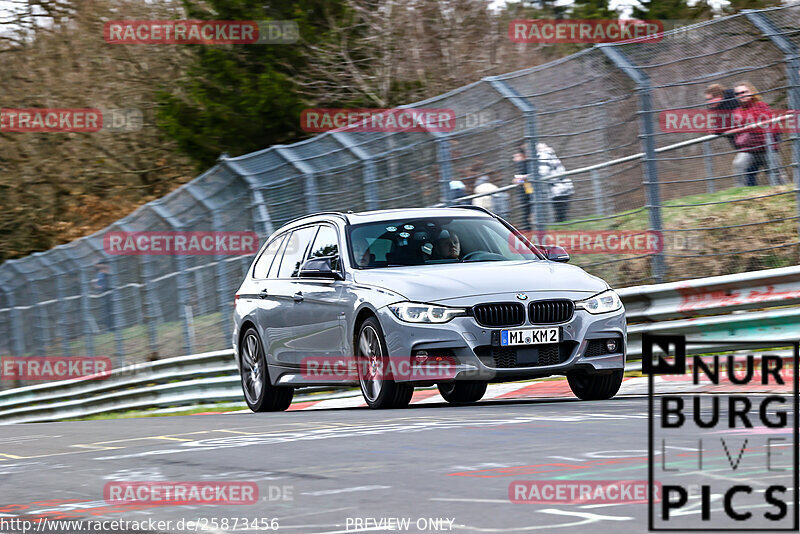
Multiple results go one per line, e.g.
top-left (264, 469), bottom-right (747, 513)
top-left (703, 140), bottom-right (715, 193)
top-left (744, 10), bottom-right (800, 242)
top-left (766, 132), bottom-right (780, 185)
top-left (36, 255), bottom-right (71, 357)
top-left (591, 170), bottom-right (606, 216)
top-left (107, 257), bottom-right (126, 365)
top-left (485, 77), bottom-right (547, 230)
top-left (218, 157), bottom-right (275, 239)
top-left (275, 146), bottom-right (319, 213)
top-left (600, 45), bottom-right (666, 283)
top-left (61, 245), bottom-right (96, 359)
top-left (332, 132), bottom-right (379, 211)
top-left (139, 255), bottom-right (160, 357)
top-left (151, 204), bottom-right (193, 356)
top-left (1, 287), bottom-right (25, 356)
top-left (435, 136), bottom-right (455, 205)
top-left (182, 185), bottom-right (233, 351)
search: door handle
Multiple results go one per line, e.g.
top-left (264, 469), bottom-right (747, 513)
top-left (292, 291), bottom-right (304, 302)
top-left (258, 289), bottom-right (269, 299)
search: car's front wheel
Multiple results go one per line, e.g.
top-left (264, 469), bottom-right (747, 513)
top-left (356, 317), bottom-right (413, 409)
top-left (239, 327), bottom-right (293, 412)
top-left (567, 369), bottom-right (623, 400)
top-left (438, 381), bottom-right (487, 404)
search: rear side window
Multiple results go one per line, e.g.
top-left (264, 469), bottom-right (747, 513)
top-left (252, 234), bottom-right (286, 279)
top-left (307, 225), bottom-right (340, 271)
top-left (277, 226), bottom-right (317, 278)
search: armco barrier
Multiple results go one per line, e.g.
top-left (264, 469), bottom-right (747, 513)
top-left (2, 265), bottom-right (800, 424)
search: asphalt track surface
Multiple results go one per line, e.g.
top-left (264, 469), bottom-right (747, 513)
top-left (0, 387), bottom-right (794, 534)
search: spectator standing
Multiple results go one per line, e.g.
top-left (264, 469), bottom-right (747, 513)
top-left (472, 172), bottom-right (511, 220)
top-left (704, 83), bottom-right (740, 147)
top-left (537, 143), bottom-right (573, 223)
top-left (512, 143), bottom-right (532, 230)
top-left (731, 82), bottom-right (776, 186)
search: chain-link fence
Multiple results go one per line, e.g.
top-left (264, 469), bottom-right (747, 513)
top-left (0, 6), bottom-right (798, 376)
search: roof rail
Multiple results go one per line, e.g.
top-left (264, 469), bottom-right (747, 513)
top-left (448, 204), bottom-right (494, 216)
top-left (280, 211), bottom-right (350, 229)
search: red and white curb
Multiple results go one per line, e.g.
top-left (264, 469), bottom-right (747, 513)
top-left (205, 374), bottom-right (790, 414)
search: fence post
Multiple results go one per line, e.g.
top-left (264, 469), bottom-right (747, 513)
top-left (1, 285), bottom-right (25, 356)
top-left (600, 45), bottom-right (666, 283)
top-left (183, 184), bottom-right (233, 351)
top-left (218, 157), bottom-right (275, 239)
top-left (117, 221), bottom-right (160, 358)
top-left (275, 147), bottom-right (319, 213)
top-left (591, 170), bottom-right (606, 216)
top-left (434, 135), bottom-right (455, 205)
top-left (703, 140), bottom-right (716, 193)
top-left (151, 204), bottom-right (194, 356)
top-left (332, 132), bottom-right (379, 211)
top-left (36, 255), bottom-right (71, 357)
top-left (744, 10), bottom-right (800, 242)
top-left (485, 77), bottom-right (548, 231)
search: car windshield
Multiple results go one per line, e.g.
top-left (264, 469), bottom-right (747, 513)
top-left (347, 216), bottom-right (542, 269)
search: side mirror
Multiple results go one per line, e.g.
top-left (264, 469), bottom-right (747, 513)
top-left (299, 256), bottom-right (344, 280)
top-left (540, 245), bottom-right (570, 263)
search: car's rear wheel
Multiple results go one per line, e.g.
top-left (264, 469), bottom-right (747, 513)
top-left (240, 327), bottom-right (293, 412)
top-left (437, 381), bottom-right (487, 404)
top-left (356, 317), bottom-right (413, 409)
top-left (567, 369), bottom-right (623, 400)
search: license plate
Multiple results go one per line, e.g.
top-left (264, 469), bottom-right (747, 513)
top-left (500, 327), bottom-right (560, 346)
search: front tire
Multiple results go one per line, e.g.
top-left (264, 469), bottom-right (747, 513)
top-left (356, 317), bottom-right (413, 409)
top-left (438, 381), bottom-right (487, 404)
top-left (567, 369), bottom-right (623, 400)
top-left (239, 327), bottom-right (293, 412)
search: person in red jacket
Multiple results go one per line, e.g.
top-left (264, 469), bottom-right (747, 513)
top-left (731, 82), bottom-right (775, 186)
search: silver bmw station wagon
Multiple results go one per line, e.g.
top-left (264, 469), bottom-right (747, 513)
top-left (233, 207), bottom-right (626, 411)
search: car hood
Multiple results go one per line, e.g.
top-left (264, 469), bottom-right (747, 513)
top-left (352, 260), bottom-right (608, 303)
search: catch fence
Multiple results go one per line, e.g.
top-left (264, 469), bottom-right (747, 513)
top-left (0, 6), bottom-right (798, 372)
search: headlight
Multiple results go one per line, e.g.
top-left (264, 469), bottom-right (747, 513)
top-left (575, 290), bottom-right (622, 314)
top-left (388, 302), bottom-right (467, 323)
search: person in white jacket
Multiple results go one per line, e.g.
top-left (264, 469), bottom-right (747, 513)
top-left (537, 142), bottom-right (573, 223)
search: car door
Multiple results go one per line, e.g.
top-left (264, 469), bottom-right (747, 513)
top-left (287, 223), bottom-right (347, 370)
top-left (266, 225), bottom-right (318, 369)
top-left (250, 232), bottom-right (293, 372)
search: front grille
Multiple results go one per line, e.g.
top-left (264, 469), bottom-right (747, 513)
top-left (529, 300), bottom-right (574, 324)
top-left (474, 342), bottom-right (576, 368)
top-left (472, 303), bottom-right (525, 328)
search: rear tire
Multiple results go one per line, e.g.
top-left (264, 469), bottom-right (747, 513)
top-left (239, 327), bottom-right (293, 412)
top-left (356, 317), bottom-right (413, 409)
top-left (438, 381), bottom-right (487, 404)
top-left (567, 369), bottom-right (623, 401)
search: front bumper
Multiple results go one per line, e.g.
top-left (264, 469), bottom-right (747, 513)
top-left (376, 303), bottom-right (626, 383)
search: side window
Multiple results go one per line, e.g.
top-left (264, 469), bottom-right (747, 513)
top-left (252, 234), bottom-right (286, 279)
top-left (277, 226), bottom-right (317, 278)
top-left (266, 235), bottom-right (290, 279)
top-left (307, 225), bottom-right (340, 271)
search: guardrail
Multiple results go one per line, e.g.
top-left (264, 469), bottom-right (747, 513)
top-left (2, 265), bottom-right (799, 424)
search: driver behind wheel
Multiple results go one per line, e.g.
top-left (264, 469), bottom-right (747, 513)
top-left (433, 230), bottom-right (460, 260)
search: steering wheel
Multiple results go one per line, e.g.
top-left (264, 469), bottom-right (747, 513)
top-left (461, 250), bottom-right (487, 262)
